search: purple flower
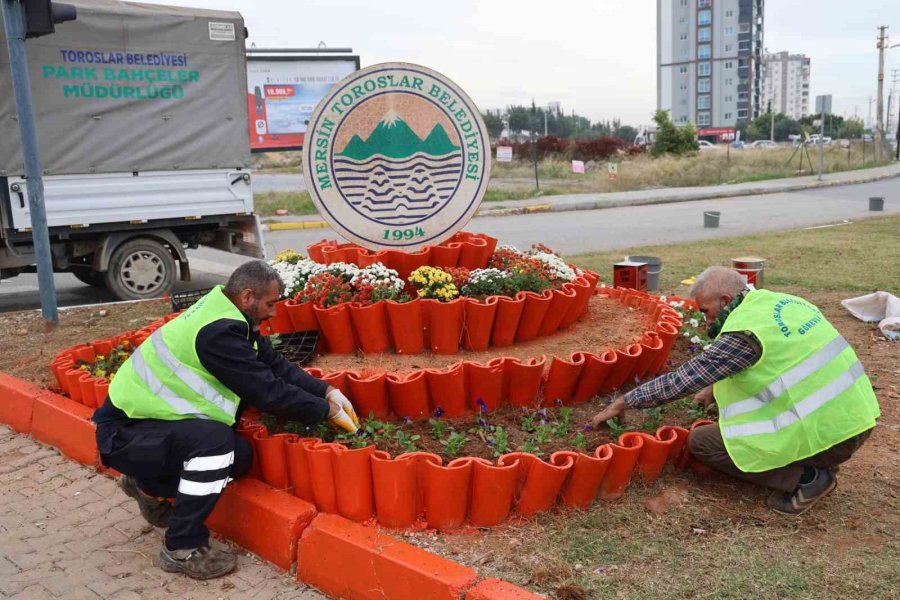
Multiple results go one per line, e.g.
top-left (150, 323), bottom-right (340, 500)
top-left (355, 429), bottom-right (366, 437)
top-left (478, 418), bottom-right (487, 428)
top-left (583, 424), bottom-right (593, 432)
top-left (538, 408), bottom-right (548, 419)
top-left (554, 399), bottom-right (563, 407)
top-left (403, 416), bottom-right (413, 424)
top-left (432, 406), bottom-right (445, 418)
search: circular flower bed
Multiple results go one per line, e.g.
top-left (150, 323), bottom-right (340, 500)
top-left (48, 232), bottom-right (708, 531)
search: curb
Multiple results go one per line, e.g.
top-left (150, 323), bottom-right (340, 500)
top-left (0, 372), bottom-right (543, 599)
top-left (476, 167), bottom-right (900, 217)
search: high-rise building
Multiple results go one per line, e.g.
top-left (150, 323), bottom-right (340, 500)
top-left (761, 51), bottom-right (811, 119)
top-left (657, 0), bottom-right (765, 141)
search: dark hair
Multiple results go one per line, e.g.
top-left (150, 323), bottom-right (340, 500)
top-left (224, 261), bottom-right (285, 298)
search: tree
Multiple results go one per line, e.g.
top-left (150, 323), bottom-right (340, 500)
top-left (799, 113), bottom-right (844, 139)
top-left (481, 110), bottom-right (504, 140)
top-left (650, 110), bottom-right (698, 156)
top-left (839, 118), bottom-right (865, 139)
top-left (506, 105), bottom-right (531, 139)
top-left (613, 124), bottom-right (638, 143)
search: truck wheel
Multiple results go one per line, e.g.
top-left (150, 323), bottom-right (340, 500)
top-left (104, 238), bottom-right (176, 300)
top-left (71, 268), bottom-right (107, 288)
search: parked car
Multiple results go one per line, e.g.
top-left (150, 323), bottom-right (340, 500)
top-left (731, 141), bottom-right (746, 150)
top-left (749, 140), bottom-right (778, 149)
top-left (698, 140), bottom-right (717, 150)
top-left (862, 134), bottom-right (874, 142)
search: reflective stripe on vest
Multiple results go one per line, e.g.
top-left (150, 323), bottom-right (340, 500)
top-left (722, 361), bottom-right (866, 438)
top-left (130, 347), bottom-right (210, 420)
top-left (148, 330), bottom-right (238, 417)
top-left (720, 336), bottom-right (850, 420)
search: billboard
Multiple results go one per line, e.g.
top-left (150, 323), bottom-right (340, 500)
top-left (247, 55), bottom-right (359, 152)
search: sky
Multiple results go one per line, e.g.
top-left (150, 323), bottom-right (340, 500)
top-left (144, 0), bottom-right (899, 128)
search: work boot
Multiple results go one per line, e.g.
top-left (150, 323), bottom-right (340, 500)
top-left (766, 468), bottom-right (837, 516)
top-left (158, 544), bottom-right (237, 579)
top-left (119, 475), bottom-right (173, 528)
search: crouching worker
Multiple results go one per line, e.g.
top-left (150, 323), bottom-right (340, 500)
top-left (590, 267), bottom-right (880, 516)
top-left (92, 261), bottom-right (359, 579)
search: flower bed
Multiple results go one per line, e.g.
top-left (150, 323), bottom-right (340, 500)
top-left (46, 226), bottom-right (701, 531)
top-left (46, 283), bottom-right (690, 530)
top-left (262, 234), bottom-right (601, 356)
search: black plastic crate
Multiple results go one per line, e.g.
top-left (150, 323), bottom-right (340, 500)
top-left (170, 287), bottom-right (213, 312)
top-left (273, 330), bottom-right (320, 366)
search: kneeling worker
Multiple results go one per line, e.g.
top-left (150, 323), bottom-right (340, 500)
top-left (590, 267), bottom-right (879, 515)
top-left (93, 261), bottom-right (359, 579)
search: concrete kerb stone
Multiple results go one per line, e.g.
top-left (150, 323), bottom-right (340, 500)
top-left (0, 371), bottom-right (542, 599)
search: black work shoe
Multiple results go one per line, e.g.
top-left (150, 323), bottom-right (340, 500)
top-left (119, 475), bottom-right (173, 528)
top-left (766, 468), bottom-right (838, 516)
top-left (158, 544), bottom-right (237, 580)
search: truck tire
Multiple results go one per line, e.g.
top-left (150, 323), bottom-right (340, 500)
top-left (71, 268), bottom-right (107, 288)
top-left (104, 237), bottom-right (176, 301)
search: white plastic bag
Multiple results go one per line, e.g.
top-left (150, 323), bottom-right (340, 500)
top-left (841, 292), bottom-right (900, 341)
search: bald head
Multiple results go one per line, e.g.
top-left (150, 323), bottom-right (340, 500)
top-left (690, 267), bottom-right (748, 322)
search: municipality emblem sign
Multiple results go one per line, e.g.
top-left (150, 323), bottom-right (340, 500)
top-left (303, 63), bottom-right (491, 250)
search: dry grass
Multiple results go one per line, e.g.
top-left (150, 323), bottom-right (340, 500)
top-left (488, 144), bottom-right (890, 198)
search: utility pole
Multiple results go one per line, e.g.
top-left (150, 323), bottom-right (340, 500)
top-left (2, 0), bottom-right (75, 327)
top-left (875, 26), bottom-right (889, 160)
top-left (768, 100), bottom-right (774, 141)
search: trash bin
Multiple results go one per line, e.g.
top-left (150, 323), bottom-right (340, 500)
top-left (869, 197), bottom-right (884, 211)
top-left (703, 211), bottom-right (721, 228)
top-left (626, 255), bottom-right (662, 291)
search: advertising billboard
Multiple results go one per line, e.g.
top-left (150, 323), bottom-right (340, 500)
top-left (247, 55), bottom-right (359, 152)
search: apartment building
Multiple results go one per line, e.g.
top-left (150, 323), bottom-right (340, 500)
top-left (657, 0), bottom-right (765, 140)
top-left (761, 51), bottom-right (811, 118)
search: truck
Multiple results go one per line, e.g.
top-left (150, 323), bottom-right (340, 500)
top-left (0, 0), bottom-right (264, 301)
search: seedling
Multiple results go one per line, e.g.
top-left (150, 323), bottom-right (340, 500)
top-left (521, 438), bottom-right (544, 457)
top-left (555, 407), bottom-right (573, 437)
top-left (534, 423), bottom-right (554, 444)
top-left (520, 411), bottom-right (537, 433)
top-left (641, 407), bottom-right (664, 432)
top-left (441, 431), bottom-right (468, 458)
top-left (605, 416), bottom-right (634, 438)
top-left (489, 426), bottom-right (509, 457)
top-left (573, 431), bottom-right (587, 450)
top-left (428, 418), bottom-right (448, 439)
top-left (395, 430), bottom-right (420, 453)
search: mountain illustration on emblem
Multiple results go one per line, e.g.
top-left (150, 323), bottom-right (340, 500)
top-left (334, 111), bottom-right (463, 226)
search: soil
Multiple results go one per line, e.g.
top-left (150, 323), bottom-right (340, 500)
top-left (0, 299), bottom-right (170, 390)
top-left (308, 294), bottom-right (654, 376)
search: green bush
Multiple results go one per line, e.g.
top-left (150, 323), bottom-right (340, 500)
top-left (650, 110), bottom-right (700, 157)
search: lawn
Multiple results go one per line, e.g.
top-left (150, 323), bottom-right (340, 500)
top-left (571, 215), bottom-right (900, 294)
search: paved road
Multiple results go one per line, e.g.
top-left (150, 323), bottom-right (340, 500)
top-left (1, 179), bottom-right (896, 312)
top-left (254, 173), bottom-right (306, 193)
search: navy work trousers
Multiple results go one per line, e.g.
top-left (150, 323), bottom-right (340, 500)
top-left (96, 418), bottom-right (252, 549)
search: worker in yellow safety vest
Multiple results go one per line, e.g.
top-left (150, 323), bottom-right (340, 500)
top-left (93, 261), bottom-right (359, 579)
top-left (590, 266), bottom-right (879, 515)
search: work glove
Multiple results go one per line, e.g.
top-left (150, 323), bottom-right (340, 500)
top-left (326, 389), bottom-right (360, 433)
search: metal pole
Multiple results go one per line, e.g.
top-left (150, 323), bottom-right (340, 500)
top-left (875, 26), bottom-right (888, 161)
top-left (896, 104), bottom-right (900, 160)
top-left (2, 0), bottom-right (59, 326)
top-left (818, 108), bottom-right (825, 180)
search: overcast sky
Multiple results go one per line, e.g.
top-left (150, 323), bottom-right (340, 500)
top-left (147, 0), bottom-right (897, 128)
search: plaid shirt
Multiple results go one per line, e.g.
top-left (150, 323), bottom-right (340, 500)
top-left (623, 333), bottom-right (762, 409)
